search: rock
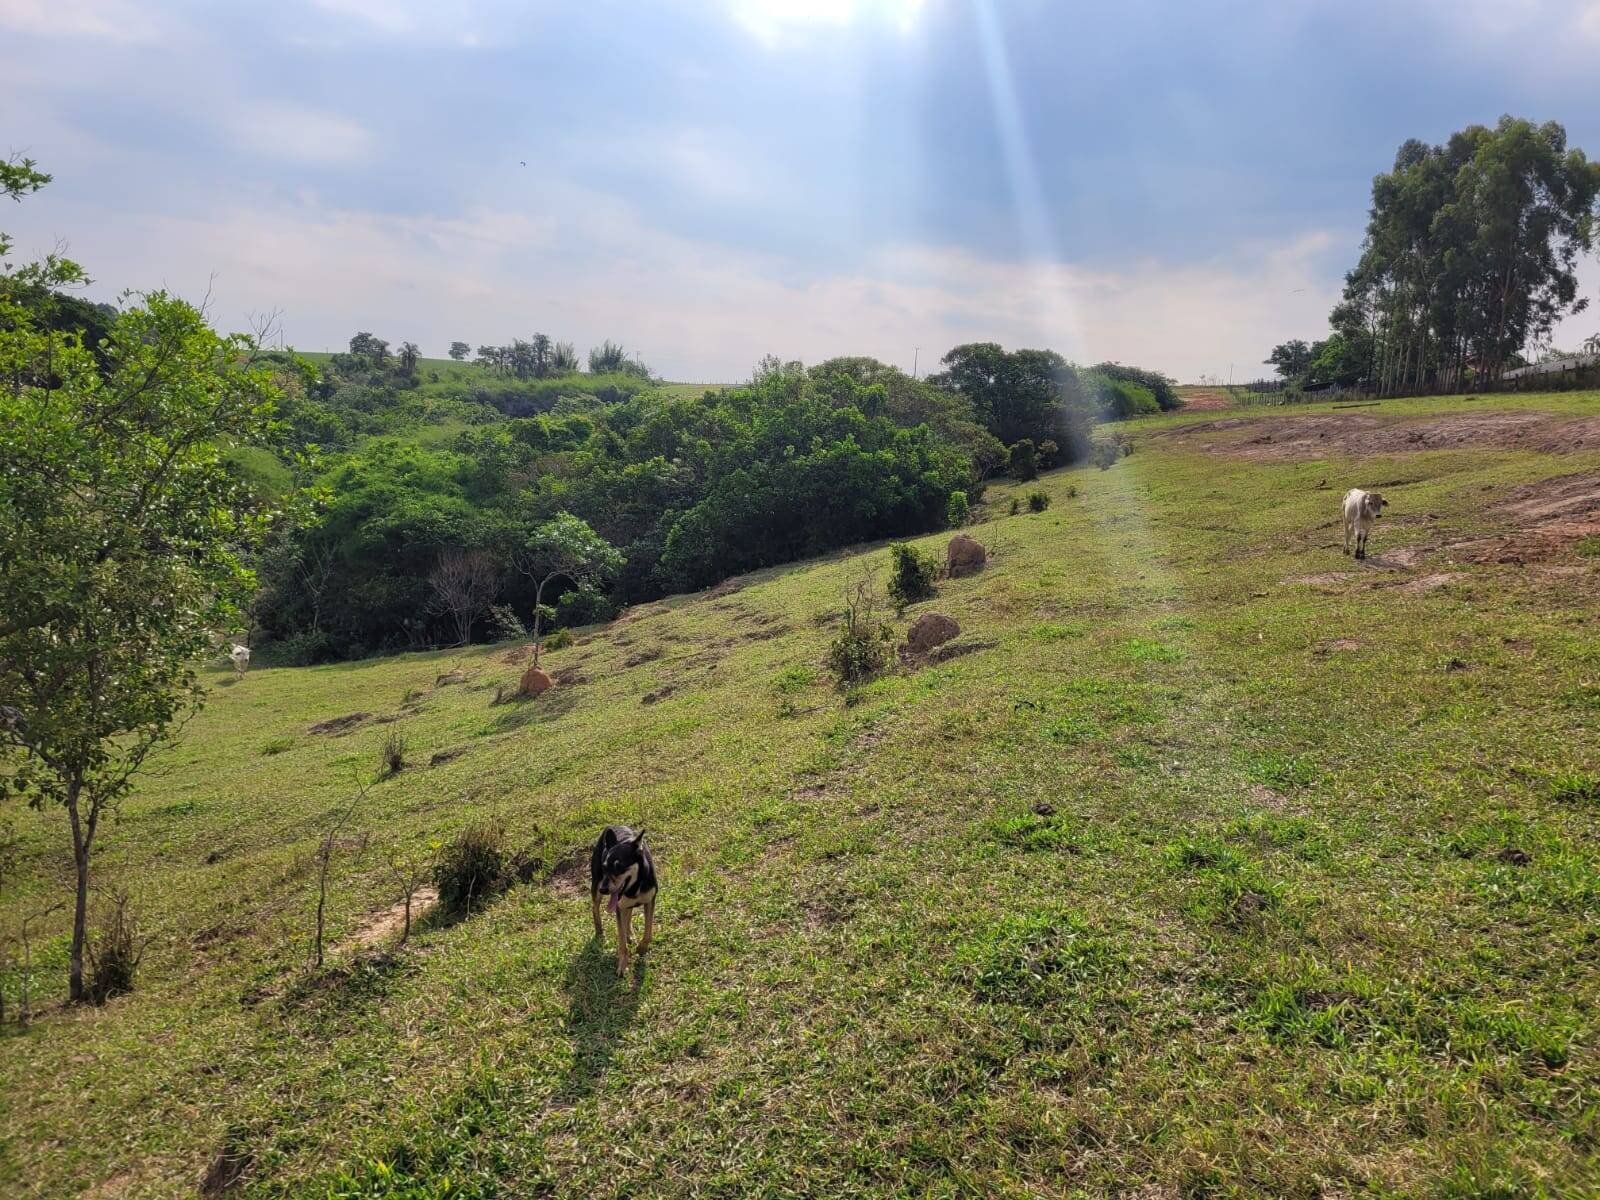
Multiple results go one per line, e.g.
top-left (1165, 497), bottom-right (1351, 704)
top-left (947, 533), bottom-right (987, 576)
top-left (904, 612), bottom-right (960, 656)
top-left (517, 666), bottom-right (554, 698)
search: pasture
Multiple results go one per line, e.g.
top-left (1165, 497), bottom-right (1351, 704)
top-left (2, 391), bottom-right (1597, 1197)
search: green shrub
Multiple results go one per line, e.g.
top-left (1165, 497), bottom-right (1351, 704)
top-left (1007, 439), bottom-right (1039, 481)
top-left (434, 820), bottom-right (509, 913)
top-left (1027, 490), bottom-right (1050, 513)
top-left (886, 542), bottom-right (937, 612)
top-left (1008, 497), bottom-right (1020, 516)
top-left (827, 577), bottom-right (893, 685)
top-left (544, 627), bottom-right (575, 652)
top-left (260, 736), bottom-right (295, 756)
top-left (945, 490), bottom-right (969, 527)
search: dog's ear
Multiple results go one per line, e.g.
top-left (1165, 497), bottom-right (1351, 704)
top-left (633, 827), bottom-right (646, 844)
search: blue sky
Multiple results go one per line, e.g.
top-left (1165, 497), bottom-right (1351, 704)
top-left (4, 0), bottom-right (1600, 381)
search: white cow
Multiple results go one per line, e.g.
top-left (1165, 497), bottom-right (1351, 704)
top-left (229, 643), bottom-right (251, 678)
top-left (1342, 488), bottom-right (1388, 560)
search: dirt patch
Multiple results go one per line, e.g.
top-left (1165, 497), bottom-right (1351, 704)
top-left (1171, 408), bottom-right (1600, 463)
top-left (307, 712), bottom-right (370, 735)
top-left (1314, 638), bottom-right (1362, 655)
top-left (553, 666), bottom-right (589, 686)
top-left (1399, 572), bottom-right (1464, 595)
top-left (624, 647), bottom-right (662, 667)
top-left (1494, 473), bottom-right (1600, 524)
top-left (1178, 390), bottom-right (1233, 411)
top-left (1285, 572), bottom-right (1371, 588)
top-left (743, 624), bottom-right (793, 642)
top-left (200, 1143), bottom-right (253, 1196)
top-left (641, 685), bottom-right (676, 705)
top-left (705, 576), bottom-right (747, 598)
top-left (339, 886), bottom-right (439, 954)
top-left (803, 887), bottom-right (858, 929)
top-left (547, 847), bottom-right (592, 898)
top-left (429, 746), bottom-right (470, 767)
top-left (1246, 784), bottom-right (1290, 811)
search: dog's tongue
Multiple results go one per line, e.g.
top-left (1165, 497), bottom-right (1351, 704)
top-left (607, 892), bottom-right (620, 914)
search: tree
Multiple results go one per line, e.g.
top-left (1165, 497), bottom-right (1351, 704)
top-left (448, 341), bottom-right (470, 361)
top-left (398, 341), bottom-right (420, 376)
top-left (348, 331), bottom-right (389, 365)
top-left (426, 548), bottom-right (499, 646)
top-left (551, 340), bottom-right (579, 372)
top-left (1, 173), bottom-right (286, 1002)
top-left (1265, 339), bottom-right (1313, 382)
top-left (1334, 117), bottom-right (1600, 395)
top-left (513, 513), bottom-right (622, 665)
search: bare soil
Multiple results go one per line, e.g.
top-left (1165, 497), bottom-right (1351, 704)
top-left (339, 886), bottom-right (439, 954)
top-left (1177, 390), bottom-right (1233, 411)
top-left (1162, 409), bottom-right (1600, 463)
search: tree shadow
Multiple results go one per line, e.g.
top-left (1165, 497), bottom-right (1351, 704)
top-left (487, 686), bottom-right (579, 734)
top-left (558, 936), bottom-right (647, 1101)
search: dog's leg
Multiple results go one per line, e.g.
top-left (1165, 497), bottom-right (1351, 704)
top-left (637, 898), bottom-right (654, 954)
top-left (591, 888), bottom-right (603, 938)
top-left (615, 905), bottom-right (631, 977)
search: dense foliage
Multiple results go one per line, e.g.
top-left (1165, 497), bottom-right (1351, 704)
top-left (1269, 116), bottom-right (1600, 394)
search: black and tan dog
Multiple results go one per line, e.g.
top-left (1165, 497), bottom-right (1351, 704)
top-left (590, 825), bottom-right (657, 976)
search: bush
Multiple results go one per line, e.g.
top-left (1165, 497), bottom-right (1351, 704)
top-left (87, 892), bottom-right (141, 1005)
top-left (827, 576), bottom-right (893, 685)
top-left (487, 604), bottom-right (527, 643)
top-left (1027, 491), bottom-right (1051, 513)
top-left (433, 820), bottom-right (509, 913)
top-left (380, 731), bottom-right (407, 776)
top-left (544, 627), bottom-right (575, 652)
top-left (1009, 497), bottom-right (1020, 516)
top-left (1007, 439), bottom-right (1039, 481)
top-left (1091, 439), bottom-right (1120, 470)
top-left (945, 490), bottom-right (969, 527)
top-left (887, 542), bottom-right (937, 612)
top-left (555, 585), bottom-right (614, 627)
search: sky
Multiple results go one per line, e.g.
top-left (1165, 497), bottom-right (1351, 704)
top-left (4, 0), bottom-right (1600, 383)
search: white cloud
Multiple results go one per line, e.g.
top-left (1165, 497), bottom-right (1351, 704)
top-left (226, 103), bottom-right (376, 167)
top-left (12, 178), bottom-right (1345, 383)
top-left (727, 0), bottom-right (927, 46)
top-left (0, 0), bottom-right (170, 42)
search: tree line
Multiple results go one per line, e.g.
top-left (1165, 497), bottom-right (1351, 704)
top-left (1267, 116), bottom-right (1600, 395)
top-left (244, 339), bottom-right (1176, 661)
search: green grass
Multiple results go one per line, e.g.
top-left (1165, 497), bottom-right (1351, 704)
top-left (2, 391), bottom-right (1598, 1197)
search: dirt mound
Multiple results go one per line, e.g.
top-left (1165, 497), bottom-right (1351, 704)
top-left (903, 612), bottom-right (960, 657)
top-left (518, 666), bottom-right (554, 698)
top-left (947, 534), bottom-right (987, 577)
top-left (307, 712), bottom-right (370, 735)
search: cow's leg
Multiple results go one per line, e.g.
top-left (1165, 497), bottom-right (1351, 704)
top-left (1356, 527), bottom-right (1366, 560)
top-left (1343, 518), bottom-right (1352, 556)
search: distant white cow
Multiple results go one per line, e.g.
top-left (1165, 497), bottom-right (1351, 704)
top-left (1342, 488), bottom-right (1388, 560)
top-left (229, 643), bottom-right (251, 678)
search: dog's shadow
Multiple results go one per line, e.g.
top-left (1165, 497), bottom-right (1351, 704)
top-left (558, 936), bottom-right (647, 1101)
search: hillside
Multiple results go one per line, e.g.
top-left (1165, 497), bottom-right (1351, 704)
top-left (3, 392), bottom-right (1599, 1197)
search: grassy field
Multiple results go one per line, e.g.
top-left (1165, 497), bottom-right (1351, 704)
top-left (2, 392), bottom-right (1598, 1197)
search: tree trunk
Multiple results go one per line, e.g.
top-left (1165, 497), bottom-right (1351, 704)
top-left (532, 578), bottom-right (547, 667)
top-left (66, 780), bottom-right (93, 1003)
